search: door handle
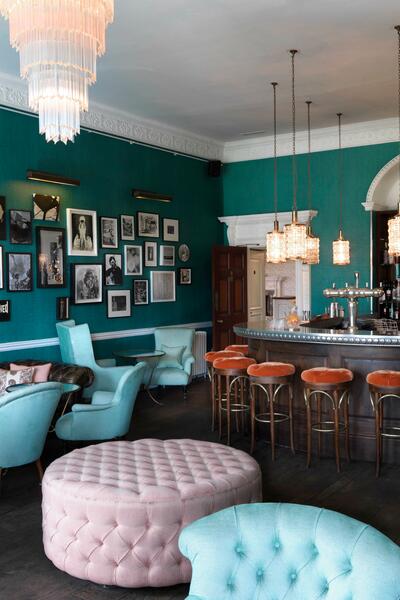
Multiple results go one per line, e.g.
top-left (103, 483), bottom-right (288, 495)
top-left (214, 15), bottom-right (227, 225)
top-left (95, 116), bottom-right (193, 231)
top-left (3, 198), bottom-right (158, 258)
top-left (216, 319), bottom-right (223, 324)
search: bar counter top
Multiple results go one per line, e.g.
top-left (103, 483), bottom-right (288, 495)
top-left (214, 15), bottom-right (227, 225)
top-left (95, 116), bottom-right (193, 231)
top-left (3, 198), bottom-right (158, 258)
top-left (234, 320), bottom-right (400, 347)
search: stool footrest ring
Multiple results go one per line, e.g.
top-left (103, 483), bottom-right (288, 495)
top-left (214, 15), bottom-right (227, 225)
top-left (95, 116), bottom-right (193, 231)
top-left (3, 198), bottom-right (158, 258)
top-left (312, 420), bottom-right (346, 434)
top-left (255, 412), bottom-right (290, 424)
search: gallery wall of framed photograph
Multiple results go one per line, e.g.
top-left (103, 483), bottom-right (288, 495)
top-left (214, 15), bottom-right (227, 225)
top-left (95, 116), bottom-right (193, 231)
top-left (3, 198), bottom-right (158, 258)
top-left (66, 208), bottom-right (98, 257)
top-left (36, 227), bottom-right (65, 288)
top-left (71, 263), bottom-right (103, 305)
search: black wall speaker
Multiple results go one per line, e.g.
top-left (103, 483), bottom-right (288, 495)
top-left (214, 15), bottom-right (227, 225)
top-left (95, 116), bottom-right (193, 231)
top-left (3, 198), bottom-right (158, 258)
top-left (208, 160), bottom-right (222, 178)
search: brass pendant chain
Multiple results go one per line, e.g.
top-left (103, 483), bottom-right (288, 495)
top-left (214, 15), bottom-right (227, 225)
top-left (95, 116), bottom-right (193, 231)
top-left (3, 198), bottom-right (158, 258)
top-left (337, 112), bottom-right (343, 232)
top-left (306, 100), bottom-right (312, 218)
top-left (290, 50), bottom-right (298, 216)
top-left (271, 82), bottom-right (278, 222)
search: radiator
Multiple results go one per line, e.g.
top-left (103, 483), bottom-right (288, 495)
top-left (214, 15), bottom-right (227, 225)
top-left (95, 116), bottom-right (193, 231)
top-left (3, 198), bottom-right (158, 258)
top-left (192, 330), bottom-right (207, 378)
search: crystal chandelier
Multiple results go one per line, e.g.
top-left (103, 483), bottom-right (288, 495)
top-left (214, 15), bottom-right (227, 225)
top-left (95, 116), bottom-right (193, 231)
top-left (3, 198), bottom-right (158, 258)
top-left (284, 50), bottom-right (307, 261)
top-left (303, 100), bottom-right (320, 265)
top-left (332, 112), bottom-right (350, 265)
top-left (266, 82), bottom-right (286, 263)
top-left (0, 0), bottom-right (114, 144)
top-left (388, 25), bottom-right (400, 257)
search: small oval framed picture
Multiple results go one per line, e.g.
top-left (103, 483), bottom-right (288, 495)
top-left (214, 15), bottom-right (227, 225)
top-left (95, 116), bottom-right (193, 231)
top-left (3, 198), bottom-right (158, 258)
top-left (178, 243), bottom-right (190, 262)
top-left (179, 268), bottom-right (191, 285)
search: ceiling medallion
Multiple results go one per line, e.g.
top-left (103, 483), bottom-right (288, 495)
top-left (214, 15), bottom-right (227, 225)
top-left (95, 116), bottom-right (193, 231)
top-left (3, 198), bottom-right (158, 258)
top-left (0, 0), bottom-right (114, 144)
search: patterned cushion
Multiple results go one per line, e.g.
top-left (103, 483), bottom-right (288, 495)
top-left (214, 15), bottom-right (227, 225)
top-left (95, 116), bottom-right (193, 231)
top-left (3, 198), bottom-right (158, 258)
top-left (0, 367), bottom-right (34, 394)
top-left (10, 362), bottom-right (51, 383)
top-left (42, 439), bottom-right (262, 588)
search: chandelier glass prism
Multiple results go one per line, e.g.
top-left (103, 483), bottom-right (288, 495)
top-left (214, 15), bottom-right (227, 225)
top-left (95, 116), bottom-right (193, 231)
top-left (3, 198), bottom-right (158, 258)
top-left (388, 25), bottom-right (400, 258)
top-left (0, 0), bottom-right (114, 144)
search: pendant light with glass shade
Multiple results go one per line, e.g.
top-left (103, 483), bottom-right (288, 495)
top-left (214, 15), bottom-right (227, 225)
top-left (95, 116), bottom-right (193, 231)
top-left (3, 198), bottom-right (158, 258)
top-left (388, 25), bottom-right (400, 258)
top-left (303, 100), bottom-right (320, 264)
top-left (284, 50), bottom-right (307, 261)
top-left (332, 112), bottom-right (351, 265)
top-left (266, 82), bottom-right (286, 263)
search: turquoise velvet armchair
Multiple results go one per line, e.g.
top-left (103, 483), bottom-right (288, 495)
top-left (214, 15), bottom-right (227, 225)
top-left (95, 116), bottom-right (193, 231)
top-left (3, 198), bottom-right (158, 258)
top-left (0, 382), bottom-right (63, 478)
top-left (55, 362), bottom-right (145, 441)
top-left (179, 502), bottom-right (400, 600)
top-left (56, 320), bottom-right (135, 398)
top-left (152, 327), bottom-right (195, 395)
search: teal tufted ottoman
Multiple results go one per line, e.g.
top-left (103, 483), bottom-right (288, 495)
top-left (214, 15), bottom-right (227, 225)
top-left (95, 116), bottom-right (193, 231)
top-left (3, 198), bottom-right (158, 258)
top-left (179, 502), bottom-right (400, 599)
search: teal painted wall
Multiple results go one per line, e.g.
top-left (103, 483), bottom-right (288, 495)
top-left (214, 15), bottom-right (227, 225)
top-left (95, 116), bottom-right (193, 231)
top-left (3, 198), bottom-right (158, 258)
top-left (223, 142), bottom-right (399, 313)
top-left (0, 108), bottom-right (222, 360)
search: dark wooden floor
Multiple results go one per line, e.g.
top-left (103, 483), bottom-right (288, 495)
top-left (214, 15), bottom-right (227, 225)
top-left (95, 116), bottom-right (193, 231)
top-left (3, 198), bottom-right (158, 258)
top-left (1, 379), bottom-right (400, 600)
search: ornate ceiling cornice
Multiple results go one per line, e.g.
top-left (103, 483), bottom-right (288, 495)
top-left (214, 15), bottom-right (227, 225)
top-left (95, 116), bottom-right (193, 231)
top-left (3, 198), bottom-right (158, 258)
top-left (0, 72), bottom-right (224, 161)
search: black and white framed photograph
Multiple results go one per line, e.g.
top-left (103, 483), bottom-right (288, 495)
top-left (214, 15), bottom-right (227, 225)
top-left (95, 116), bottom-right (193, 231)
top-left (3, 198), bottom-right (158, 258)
top-left (124, 245), bottom-right (143, 275)
top-left (144, 241), bottom-right (157, 267)
top-left (66, 208), bottom-right (98, 257)
top-left (133, 279), bottom-right (149, 305)
top-left (104, 253), bottom-right (123, 286)
top-left (137, 211), bottom-right (159, 238)
top-left (163, 218), bottom-right (179, 242)
top-left (179, 267), bottom-right (192, 285)
top-left (178, 243), bottom-right (190, 262)
top-left (0, 245), bottom-right (3, 289)
top-left (160, 244), bottom-right (175, 266)
top-left (121, 214), bottom-right (135, 240)
top-left (56, 297), bottom-right (70, 320)
top-left (71, 263), bottom-right (103, 304)
top-left (33, 193), bottom-right (60, 221)
top-left (10, 209), bottom-right (32, 244)
top-left (150, 270), bottom-right (176, 303)
top-left (0, 299), bottom-right (11, 321)
top-left (7, 252), bottom-right (32, 291)
top-left (36, 227), bottom-right (65, 288)
top-left (100, 216), bottom-right (118, 248)
top-left (0, 197), bottom-right (6, 240)
top-left (107, 289), bottom-right (131, 318)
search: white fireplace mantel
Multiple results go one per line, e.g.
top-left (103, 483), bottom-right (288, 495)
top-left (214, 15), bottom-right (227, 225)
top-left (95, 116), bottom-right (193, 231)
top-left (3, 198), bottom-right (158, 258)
top-left (218, 210), bottom-right (318, 247)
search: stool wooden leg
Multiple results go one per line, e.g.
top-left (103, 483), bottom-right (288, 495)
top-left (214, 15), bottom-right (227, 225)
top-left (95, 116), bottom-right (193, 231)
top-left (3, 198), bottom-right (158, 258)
top-left (226, 375), bottom-right (231, 446)
top-left (317, 392), bottom-right (321, 459)
top-left (333, 391), bottom-right (341, 473)
top-left (269, 384), bottom-right (276, 461)
top-left (344, 393), bottom-right (351, 463)
top-left (35, 458), bottom-right (44, 482)
top-left (306, 389), bottom-right (312, 468)
top-left (250, 384), bottom-right (256, 454)
top-left (379, 399), bottom-right (384, 458)
top-left (375, 393), bottom-right (381, 477)
top-left (289, 383), bottom-right (295, 455)
top-left (210, 368), bottom-right (215, 432)
top-left (218, 374), bottom-right (223, 441)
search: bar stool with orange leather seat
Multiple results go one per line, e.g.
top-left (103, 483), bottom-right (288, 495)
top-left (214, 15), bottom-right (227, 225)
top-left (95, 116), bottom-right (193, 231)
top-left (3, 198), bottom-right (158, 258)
top-left (224, 344), bottom-right (249, 356)
top-left (247, 361), bottom-right (296, 459)
top-left (204, 350), bottom-right (244, 432)
top-left (367, 369), bottom-right (400, 477)
top-left (301, 367), bottom-right (353, 473)
top-left (213, 355), bottom-right (256, 446)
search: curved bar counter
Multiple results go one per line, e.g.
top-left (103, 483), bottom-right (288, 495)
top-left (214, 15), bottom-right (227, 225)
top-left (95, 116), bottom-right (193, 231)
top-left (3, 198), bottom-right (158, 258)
top-left (234, 321), bottom-right (400, 462)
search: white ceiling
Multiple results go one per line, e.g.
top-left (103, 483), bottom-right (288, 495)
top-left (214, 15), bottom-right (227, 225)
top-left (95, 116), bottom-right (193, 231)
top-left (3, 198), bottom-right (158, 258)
top-left (0, 0), bottom-right (399, 143)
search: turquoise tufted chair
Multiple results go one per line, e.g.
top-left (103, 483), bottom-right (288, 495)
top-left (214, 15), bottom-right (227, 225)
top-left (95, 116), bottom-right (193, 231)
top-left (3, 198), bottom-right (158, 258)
top-left (0, 382), bottom-right (63, 480)
top-left (179, 502), bottom-right (400, 600)
top-left (55, 362), bottom-right (145, 441)
top-left (56, 320), bottom-right (135, 398)
top-left (152, 327), bottom-right (195, 397)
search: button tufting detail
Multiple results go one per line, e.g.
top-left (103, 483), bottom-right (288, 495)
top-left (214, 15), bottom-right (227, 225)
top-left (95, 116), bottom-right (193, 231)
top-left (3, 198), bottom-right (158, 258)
top-left (42, 439), bottom-right (262, 588)
top-left (290, 572), bottom-right (297, 582)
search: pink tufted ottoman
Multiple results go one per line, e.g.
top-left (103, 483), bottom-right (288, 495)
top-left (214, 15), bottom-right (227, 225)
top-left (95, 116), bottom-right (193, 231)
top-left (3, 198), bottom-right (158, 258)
top-left (42, 439), bottom-right (262, 588)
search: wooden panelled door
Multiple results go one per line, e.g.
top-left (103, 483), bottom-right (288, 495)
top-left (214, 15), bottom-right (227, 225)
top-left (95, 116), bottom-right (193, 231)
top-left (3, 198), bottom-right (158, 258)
top-left (212, 246), bottom-right (248, 350)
